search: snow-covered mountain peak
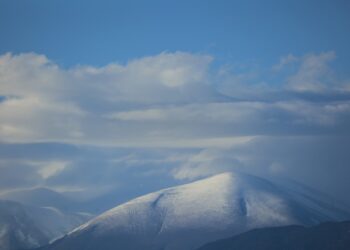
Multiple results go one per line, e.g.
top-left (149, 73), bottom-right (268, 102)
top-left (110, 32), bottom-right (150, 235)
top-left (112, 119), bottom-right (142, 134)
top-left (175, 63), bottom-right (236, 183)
top-left (74, 172), bottom-right (235, 233)
top-left (46, 171), bottom-right (350, 250)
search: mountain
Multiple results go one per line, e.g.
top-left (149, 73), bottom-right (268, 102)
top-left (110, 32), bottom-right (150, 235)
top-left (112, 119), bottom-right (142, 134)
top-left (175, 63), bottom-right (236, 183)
top-left (0, 188), bottom-right (80, 213)
top-left (38, 172), bottom-right (350, 250)
top-left (197, 221), bottom-right (350, 250)
top-left (0, 186), bottom-right (168, 215)
top-left (0, 199), bottom-right (92, 250)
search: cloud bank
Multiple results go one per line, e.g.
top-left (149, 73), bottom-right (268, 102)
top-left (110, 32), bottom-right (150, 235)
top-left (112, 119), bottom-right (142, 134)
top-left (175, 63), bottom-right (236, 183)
top-left (1, 51), bottom-right (349, 145)
top-left (1, 51), bottom-right (350, 205)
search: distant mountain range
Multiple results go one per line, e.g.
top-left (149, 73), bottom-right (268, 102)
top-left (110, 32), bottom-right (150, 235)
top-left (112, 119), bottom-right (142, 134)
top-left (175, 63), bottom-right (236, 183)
top-left (36, 172), bottom-right (350, 250)
top-left (0, 186), bottom-right (161, 215)
top-left (0, 200), bottom-right (91, 250)
top-left (0, 188), bottom-right (79, 213)
top-left (197, 221), bottom-right (350, 250)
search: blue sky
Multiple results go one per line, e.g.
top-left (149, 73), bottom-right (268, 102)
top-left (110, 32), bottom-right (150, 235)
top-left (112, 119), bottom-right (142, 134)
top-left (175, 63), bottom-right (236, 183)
top-left (1, 0), bottom-right (350, 69)
top-left (1, 0), bottom-right (350, 206)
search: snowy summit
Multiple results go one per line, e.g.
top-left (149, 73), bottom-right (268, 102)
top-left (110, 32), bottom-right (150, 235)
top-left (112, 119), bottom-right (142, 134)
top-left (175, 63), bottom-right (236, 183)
top-left (40, 172), bottom-right (350, 250)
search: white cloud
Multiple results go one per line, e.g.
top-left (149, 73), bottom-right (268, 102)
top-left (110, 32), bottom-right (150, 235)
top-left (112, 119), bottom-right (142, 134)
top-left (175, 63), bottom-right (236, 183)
top-left (0, 52), bottom-right (218, 146)
top-left (286, 51), bottom-right (336, 92)
top-left (0, 51), bottom-right (349, 148)
top-left (36, 160), bottom-right (69, 179)
top-left (1, 50), bottom-right (350, 204)
top-left (0, 53), bottom-right (61, 99)
top-left (123, 52), bottom-right (212, 88)
top-left (0, 96), bottom-right (85, 142)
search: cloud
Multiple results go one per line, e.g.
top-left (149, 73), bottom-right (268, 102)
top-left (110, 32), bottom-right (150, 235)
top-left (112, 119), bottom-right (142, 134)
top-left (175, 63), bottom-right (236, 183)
top-left (0, 51), bottom-right (226, 146)
top-left (37, 160), bottom-right (69, 179)
top-left (170, 135), bottom-right (350, 205)
top-left (107, 100), bottom-right (350, 140)
top-left (120, 52), bottom-right (212, 88)
top-left (1, 51), bottom-right (349, 147)
top-left (1, 51), bottom-right (350, 205)
top-left (63, 52), bottom-right (218, 106)
top-left (286, 51), bottom-right (336, 92)
top-left (0, 96), bottom-right (85, 142)
top-left (272, 54), bottom-right (299, 71)
top-left (172, 148), bottom-right (244, 180)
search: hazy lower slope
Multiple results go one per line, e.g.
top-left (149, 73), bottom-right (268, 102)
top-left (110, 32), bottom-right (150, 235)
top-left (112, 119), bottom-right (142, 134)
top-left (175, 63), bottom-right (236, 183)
top-left (39, 172), bottom-right (350, 250)
top-left (198, 221), bottom-right (350, 250)
top-left (0, 200), bottom-right (91, 250)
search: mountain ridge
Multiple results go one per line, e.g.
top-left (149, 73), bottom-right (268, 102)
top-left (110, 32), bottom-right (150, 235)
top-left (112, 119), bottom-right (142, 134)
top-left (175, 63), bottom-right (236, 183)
top-left (0, 199), bottom-right (92, 250)
top-left (0, 188), bottom-right (79, 213)
top-left (38, 172), bottom-right (350, 250)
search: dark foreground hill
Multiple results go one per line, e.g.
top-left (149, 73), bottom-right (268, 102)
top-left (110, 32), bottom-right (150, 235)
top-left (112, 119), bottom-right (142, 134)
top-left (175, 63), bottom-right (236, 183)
top-left (198, 221), bottom-right (350, 250)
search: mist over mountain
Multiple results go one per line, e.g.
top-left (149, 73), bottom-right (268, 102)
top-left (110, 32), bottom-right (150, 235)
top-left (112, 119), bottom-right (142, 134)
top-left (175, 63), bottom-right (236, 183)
top-left (38, 172), bottom-right (350, 250)
top-left (0, 188), bottom-right (80, 213)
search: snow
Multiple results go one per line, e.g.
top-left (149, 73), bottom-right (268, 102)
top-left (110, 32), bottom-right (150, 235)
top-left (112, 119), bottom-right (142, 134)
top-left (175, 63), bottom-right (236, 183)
top-left (57, 172), bottom-right (350, 250)
top-left (0, 199), bottom-right (92, 250)
top-left (66, 171), bottom-right (350, 250)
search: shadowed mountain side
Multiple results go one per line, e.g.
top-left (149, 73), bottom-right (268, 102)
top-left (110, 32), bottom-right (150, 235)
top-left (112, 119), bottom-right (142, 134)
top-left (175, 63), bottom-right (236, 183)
top-left (198, 221), bottom-right (350, 250)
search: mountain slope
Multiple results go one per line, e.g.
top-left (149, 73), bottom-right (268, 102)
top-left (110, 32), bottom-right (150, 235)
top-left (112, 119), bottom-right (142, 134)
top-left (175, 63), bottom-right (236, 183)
top-left (0, 200), bottom-right (92, 250)
top-left (197, 221), bottom-right (350, 250)
top-left (39, 172), bottom-right (350, 250)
